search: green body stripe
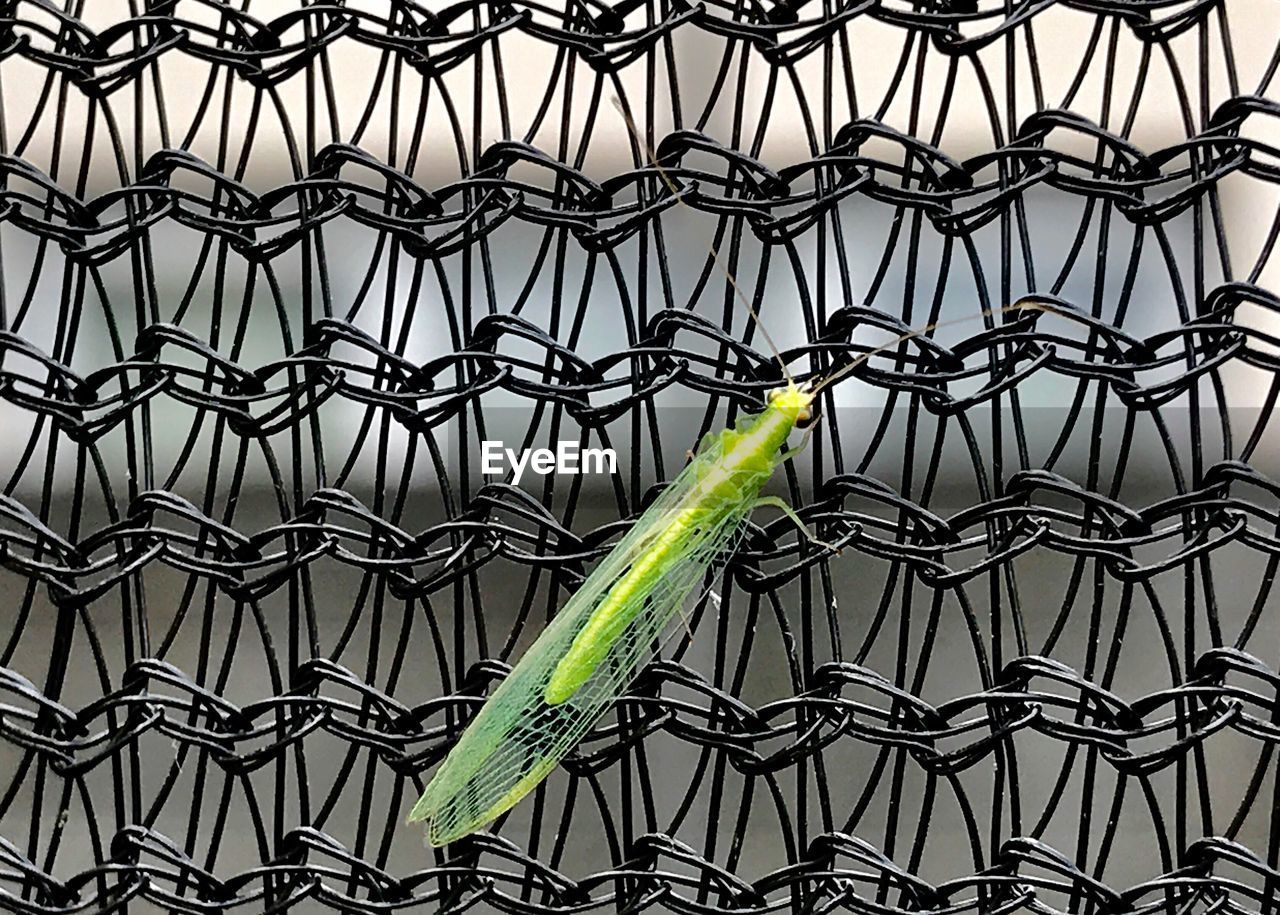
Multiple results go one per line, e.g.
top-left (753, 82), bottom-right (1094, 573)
top-left (544, 393), bottom-right (804, 705)
top-left (544, 506), bottom-right (703, 703)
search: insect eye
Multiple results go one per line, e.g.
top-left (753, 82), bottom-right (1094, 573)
top-left (767, 388), bottom-right (781, 403)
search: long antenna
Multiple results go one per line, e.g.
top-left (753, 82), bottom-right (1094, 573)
top-left (612, 96), bottom-right (796, 387)
top-left (811, 300), bottom-right (1057, 396)
top-left (611, 97), bottom-right (1059, 398)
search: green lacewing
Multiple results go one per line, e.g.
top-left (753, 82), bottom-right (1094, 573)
top-left (409, 383), bottom-right (818, 844)
top-left (408, 100), bottom-right (1047, 845)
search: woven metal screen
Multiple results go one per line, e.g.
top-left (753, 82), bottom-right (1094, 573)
top-left (3, 1), bottom-right (1280, 912)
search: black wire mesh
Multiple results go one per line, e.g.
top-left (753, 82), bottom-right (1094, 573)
top-left (2, 1), bottom-right (1280, 912)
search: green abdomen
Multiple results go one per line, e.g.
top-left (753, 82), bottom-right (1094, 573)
top-left (544, 505), bottom-right (707, 704)
top-left (543, 425), bottom-right (783, 705)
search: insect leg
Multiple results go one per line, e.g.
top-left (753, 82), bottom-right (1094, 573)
top-left (778, 423), bottom-right (816, 462)
top-left (751, 496), bottom-right (841, 553)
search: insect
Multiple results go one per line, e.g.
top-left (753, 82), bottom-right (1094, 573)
top-left (408, 103), bottom-right (1047, 846)
top-left (409, 376), bottom-right (820, 844)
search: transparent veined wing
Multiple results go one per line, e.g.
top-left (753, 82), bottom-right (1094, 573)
top-left (409, 434), bottom-right (777, 845)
